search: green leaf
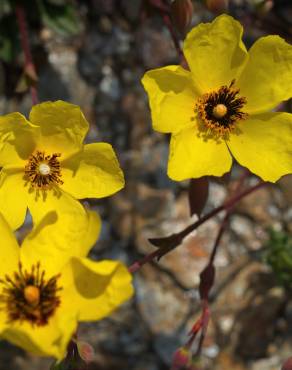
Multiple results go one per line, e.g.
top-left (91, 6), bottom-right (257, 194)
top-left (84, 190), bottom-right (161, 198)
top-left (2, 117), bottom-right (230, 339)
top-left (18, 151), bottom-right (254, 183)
top-left (50, 359), bottom-right (75, 370)
top-left (50, 360), bottom-right (65, 370)
top-left (264, 229), bottom-right (292, 289)
top-left (38, 0), bottom-right (82, 36)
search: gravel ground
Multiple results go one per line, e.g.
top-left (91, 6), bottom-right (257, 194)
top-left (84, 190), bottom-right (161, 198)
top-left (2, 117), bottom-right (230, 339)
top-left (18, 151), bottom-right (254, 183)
top-left (0, 1), bottom-right (291, 369)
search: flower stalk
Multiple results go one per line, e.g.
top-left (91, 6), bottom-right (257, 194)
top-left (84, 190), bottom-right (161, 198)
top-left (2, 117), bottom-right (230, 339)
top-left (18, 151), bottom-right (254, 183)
top-left (144, 0), bottom-right (184, 59)
top-left (159, 9), bottom-right (184, 59)
top-left (15, 4), bottom-right (39, 105)
top-left (190, 169), bottom-right (250, 356)
top-left (129, 180), bottom-right (266, 273)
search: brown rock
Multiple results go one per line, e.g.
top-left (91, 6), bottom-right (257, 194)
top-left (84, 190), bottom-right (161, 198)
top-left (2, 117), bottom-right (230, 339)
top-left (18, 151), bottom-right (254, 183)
top-left (135, 264), bottom-right (191, 334)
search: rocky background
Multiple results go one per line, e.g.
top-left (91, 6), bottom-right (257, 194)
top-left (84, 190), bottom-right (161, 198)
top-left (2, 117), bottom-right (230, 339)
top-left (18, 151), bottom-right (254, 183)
top-left (0, 0), bottom-right (291, 369)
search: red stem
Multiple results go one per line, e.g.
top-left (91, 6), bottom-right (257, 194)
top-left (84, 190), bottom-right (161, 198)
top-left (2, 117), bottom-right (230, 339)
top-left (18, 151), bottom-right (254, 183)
top-left (160, 11), bottom-right (184, 59)
top-left (177, 180), bottom-right (264, 241)
top-left (195, 300), bottom-right (210, 356)
top-left (209, 214), bottom-right (229, 264)
top-left (15, 4), bottom-right (38, 105)
top-left (194, 170), bottom-right (251, 355)
top-left (209, 170), bottom-right (250, 263)
top-left (128, 181), bottom-right (266, 273)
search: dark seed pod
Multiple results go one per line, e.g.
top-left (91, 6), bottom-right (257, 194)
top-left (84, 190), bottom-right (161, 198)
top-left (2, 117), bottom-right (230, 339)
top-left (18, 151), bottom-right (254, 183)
top-left (171, 0), bottom-right (194, 36)
top-left (205, 0), bottom-right (229, 14)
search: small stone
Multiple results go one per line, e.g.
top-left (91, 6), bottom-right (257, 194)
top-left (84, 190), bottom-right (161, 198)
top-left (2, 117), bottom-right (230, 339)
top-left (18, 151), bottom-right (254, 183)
top-left (219, 316), bottom-right (234, 333)
top-left (135, 264), bottom-right (190, 334)
top-left (136, 18), bottom-right (177, 69)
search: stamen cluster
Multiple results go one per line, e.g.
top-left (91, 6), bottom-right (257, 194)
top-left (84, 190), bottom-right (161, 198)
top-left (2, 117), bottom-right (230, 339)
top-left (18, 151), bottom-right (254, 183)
top-left (24, 151), bottom-right (63, 190)
top-left (0, 263), bottom-right (61, 326)
top-left (197, 80), bottom-right (248, 137)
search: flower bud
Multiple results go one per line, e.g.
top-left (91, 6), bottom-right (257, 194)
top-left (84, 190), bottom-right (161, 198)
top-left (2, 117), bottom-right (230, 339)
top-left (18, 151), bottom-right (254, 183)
top-left (171, 346), bottom-right (192, 369)
top-left (205, 0), bottom-right (229, 14)
top-left (77, 341), bottom-right (94, 363)
top-left (257, 0), bottom-right (274, 15)
top-left (171, 0), bottom-right (194, 35)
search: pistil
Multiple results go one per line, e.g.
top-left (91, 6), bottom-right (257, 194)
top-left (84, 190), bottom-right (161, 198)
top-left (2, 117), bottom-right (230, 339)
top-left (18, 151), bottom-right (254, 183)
top-left (0, 263), bottom-right (62, 326)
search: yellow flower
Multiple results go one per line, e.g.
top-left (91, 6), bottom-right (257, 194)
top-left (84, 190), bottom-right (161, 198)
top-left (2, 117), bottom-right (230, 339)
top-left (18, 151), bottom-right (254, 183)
top-left (0, 101), bottom-right (125, 230)
top-left (142, 14), bottom-right (292, 182)
top-left (0, 210), bottom-right (133, 358)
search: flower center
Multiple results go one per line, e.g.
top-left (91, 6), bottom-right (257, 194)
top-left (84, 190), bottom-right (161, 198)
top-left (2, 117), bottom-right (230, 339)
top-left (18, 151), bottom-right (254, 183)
top-left (24, 151), bottom-right (63, 190)
top-left (196, 80), bottom-right (248, 136)
top-left (0, 263), bottom-right (62, 326)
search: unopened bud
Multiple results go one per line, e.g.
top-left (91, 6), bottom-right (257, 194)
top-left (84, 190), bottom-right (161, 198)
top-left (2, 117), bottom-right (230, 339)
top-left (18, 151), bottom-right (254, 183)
top-left (199, 263), bottom-right (215, 299)
top-left (257, 0), bottom-right (273, 15)
top-left (171, 346), bottom-right (192, 370)
top-left (282, 357), bottom-right (292, 370)
top-left (205, 0), bottom-right (229, 14)
top-left (171, 0), bottom-right (194, 35)
top-left (77, 341), bottom-right (94, 363)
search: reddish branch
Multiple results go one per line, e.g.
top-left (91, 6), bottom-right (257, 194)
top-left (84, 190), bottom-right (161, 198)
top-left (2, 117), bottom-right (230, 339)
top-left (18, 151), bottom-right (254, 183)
top-left (159, 10), bottom-right (184, 59)
top-left (131, 173), bottom-right (257, 357)
top-left (15, 4), bottom-right (39, 105)
top-left (129, 180), bottom-right (266, 273)
top-left (146, 0), bottom-right (184, 59)
top-left (192, 170), bottom-right (250, 355)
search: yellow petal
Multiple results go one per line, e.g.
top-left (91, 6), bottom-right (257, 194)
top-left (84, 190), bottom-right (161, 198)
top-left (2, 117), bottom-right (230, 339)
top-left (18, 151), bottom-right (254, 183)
top-left (61, 258), bottom-right (133, 321)
top-left (0, 112), bottom-right (36, 167)
top-left (0, 170), bottom-right (28, 230)
top-left (227, 112), bottom-right (292, 182)
top-left (237, 36), bottom-right (292, 114)
top-left (1, 306), bottom-right (77, 359)
top-left (183, 14), bottom-right (248, 92)
top-left (0, 311), bottom-right (8, 332)
top-left (61, 143), bottom-right (125, 199)
top-left (22, 204), bottom-right (101, 276)
top-left (0, 213), bottom-right (19, 278)
top-left (168, 126), bottom-right (232, 180)
top-left (26, 187), bottom-right (85, 225)
top-left (0, 213), bottom-right (21, 333)
top-left (29, 101), bottom-right (89, 158)
top-left (141, 66), bottom-right (197, 133)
